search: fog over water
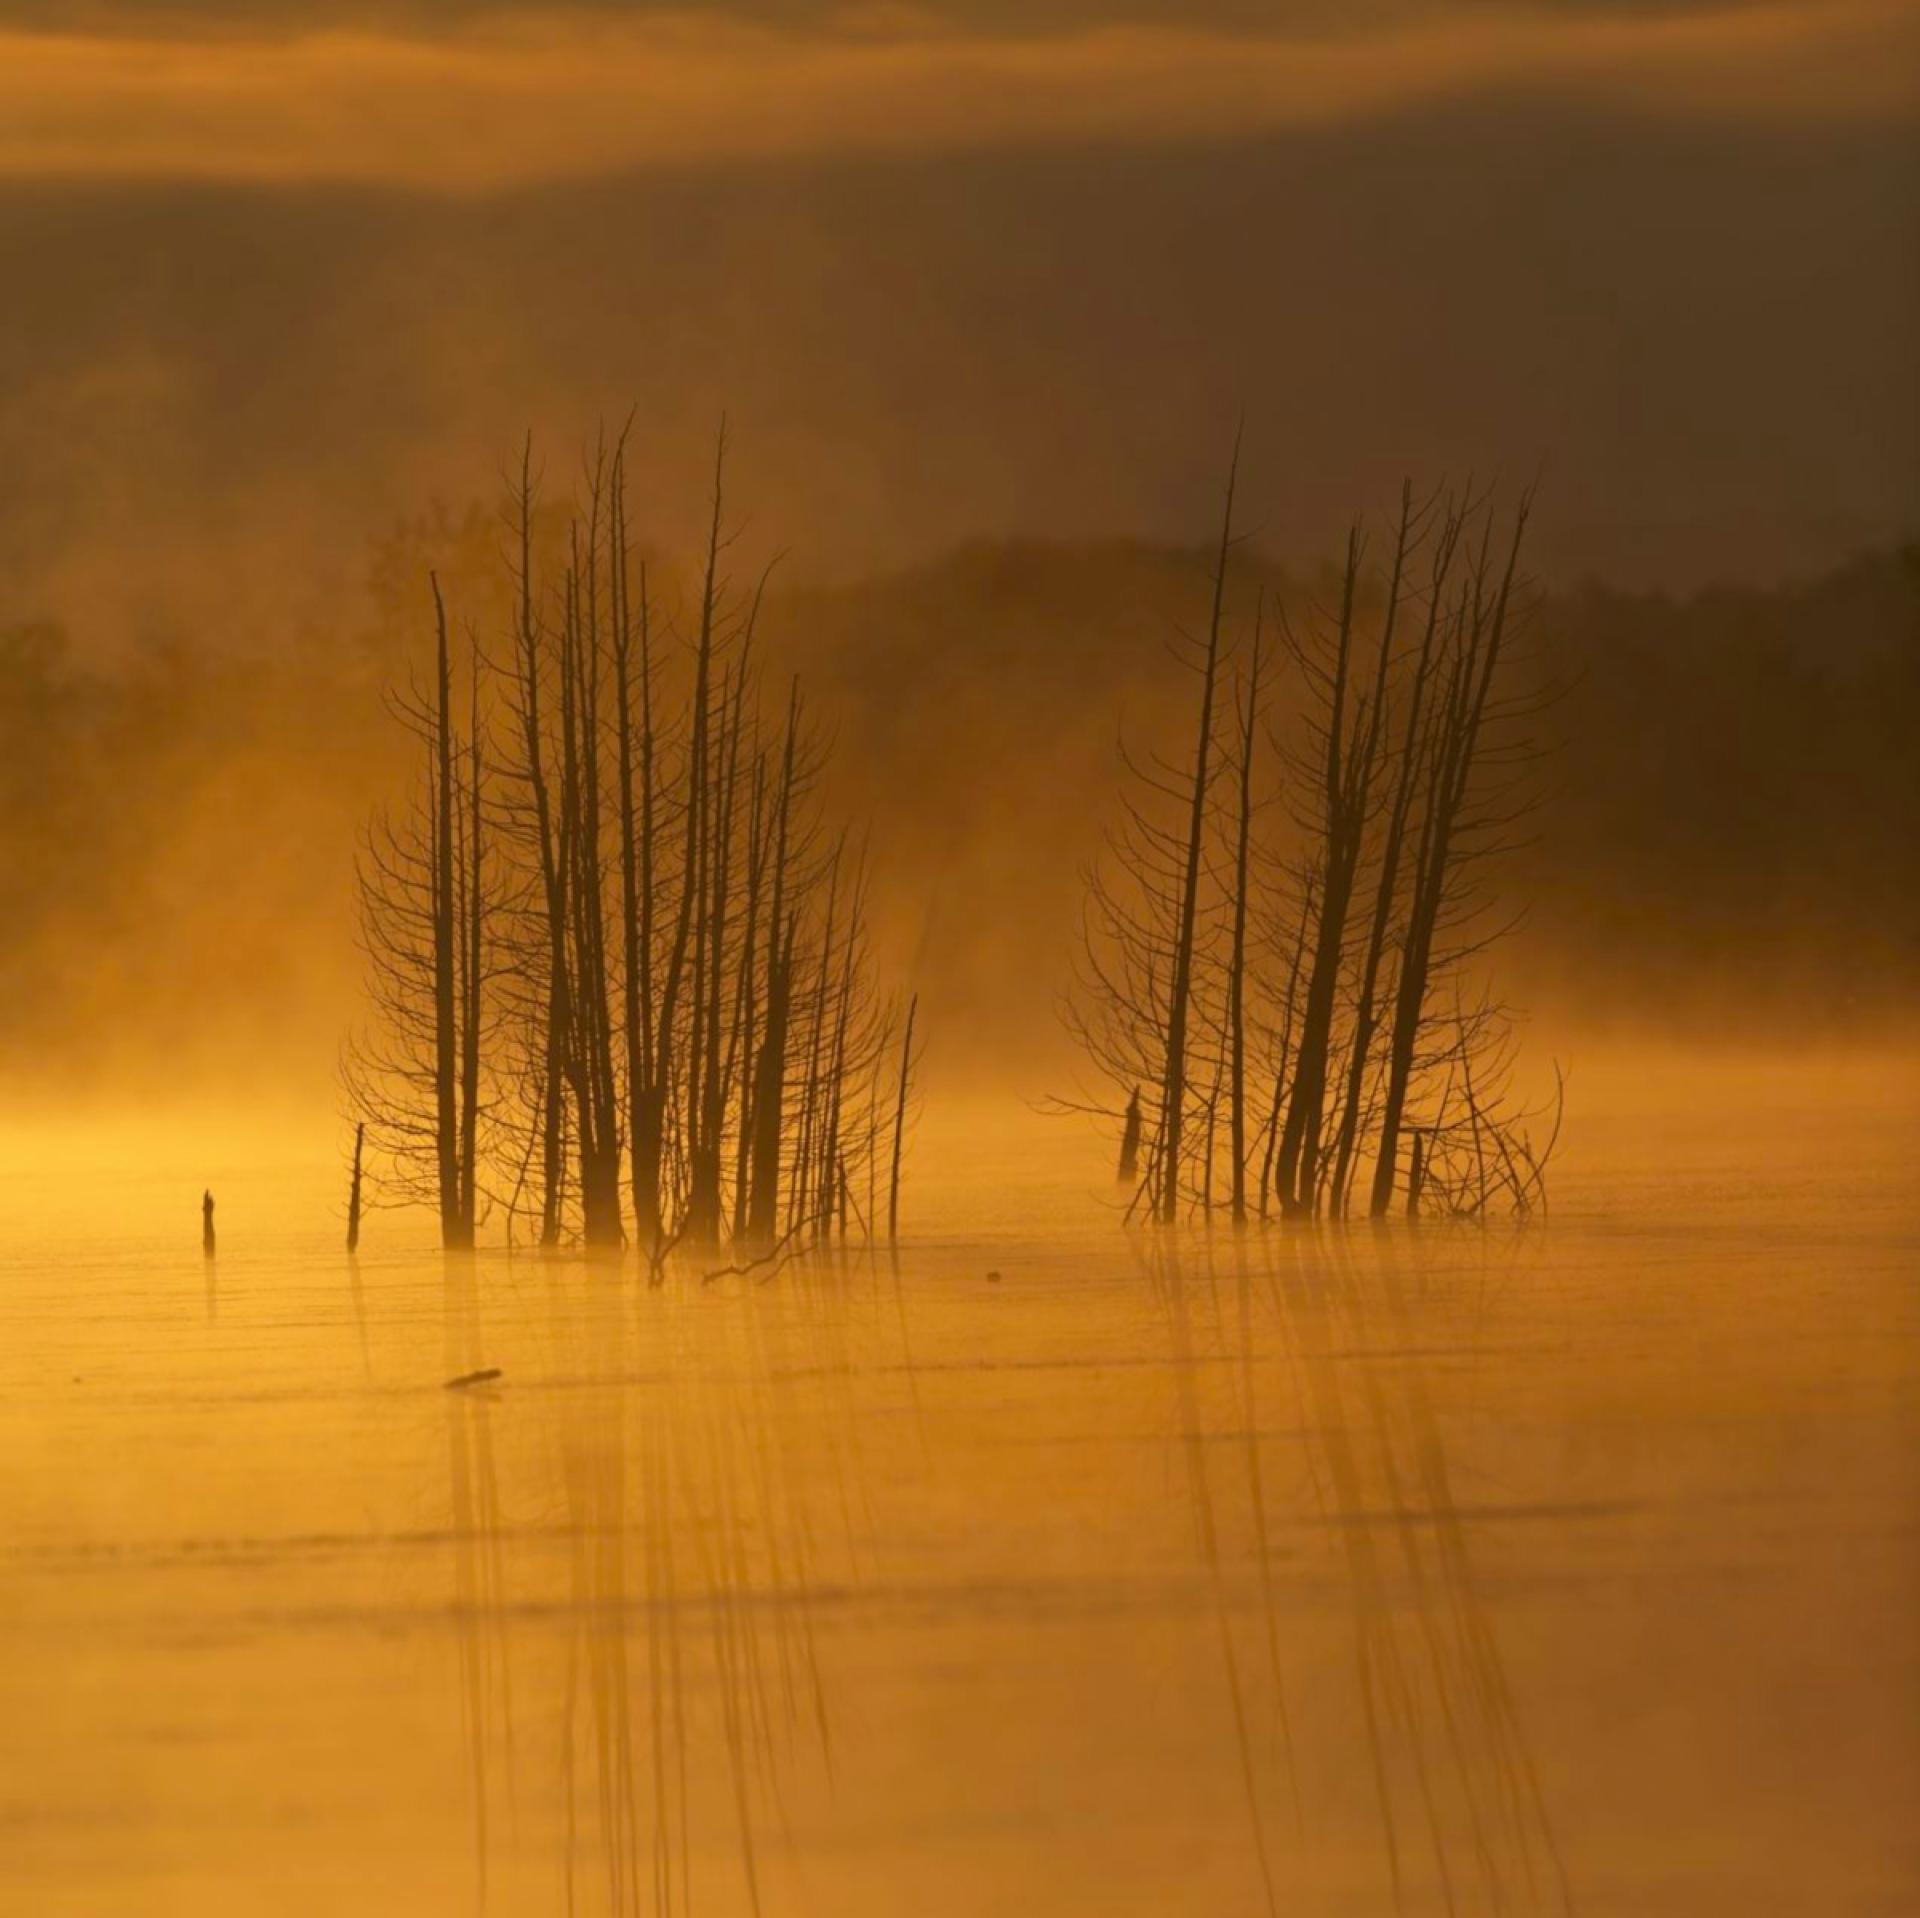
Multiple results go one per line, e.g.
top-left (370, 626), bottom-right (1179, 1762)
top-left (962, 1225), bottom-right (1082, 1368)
top-left (0, 1061), bottom-right (1914, 1915)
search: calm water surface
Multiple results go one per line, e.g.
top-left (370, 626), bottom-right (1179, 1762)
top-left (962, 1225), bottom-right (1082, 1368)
top-left (1, 1058), bottom-right (1914, 1914)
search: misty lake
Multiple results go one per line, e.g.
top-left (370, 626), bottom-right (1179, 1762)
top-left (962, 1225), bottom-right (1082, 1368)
top-left (1, 1055), bottom-right (1914, 1916)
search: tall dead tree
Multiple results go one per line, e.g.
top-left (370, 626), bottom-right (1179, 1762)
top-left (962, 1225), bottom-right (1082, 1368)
top-left (610, 450), bottom-right (661, 1250)
top-left (888, 992), bottom-right (919, 1243)
top-left (1368, 493), bottom-right (1535, 1220)
top-left (1065, 460), bottom-right (1556, 1227)
top-left (352, 424), bottom-right (911, 1261)
top-left (1150, 442), bottom-right (1239, 1222)
top-left (1224, 605), bottom-right (1264, 1225)
top-left (1059, 437), bottom-right (1242, 1224)
top-left (346, 574), bottom-right (493, 1249)
top-left (503, 443), bottom-right (572, 1247)
top-left (563, 488), bottom-right (625, 1246)
top-left (1325, 492), bottom-right (1459, 1216)
top-left (1273, 498), bottom-right (1413, 1218)
top-left (747, 685), bottom-right (803, 1242)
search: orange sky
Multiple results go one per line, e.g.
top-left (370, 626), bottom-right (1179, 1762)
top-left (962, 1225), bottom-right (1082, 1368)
top-left (2, 2), bottom-right (1914, 188)
top-left (0, 0), bottom-right (1913, 627)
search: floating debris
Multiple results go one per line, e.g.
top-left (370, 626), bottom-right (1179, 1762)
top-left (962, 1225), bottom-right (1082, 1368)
top-left (444, 1367), bottom-right (503, 1390)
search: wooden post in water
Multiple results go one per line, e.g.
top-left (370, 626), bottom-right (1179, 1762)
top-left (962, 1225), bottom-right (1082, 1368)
top-left (346, 1121), bottom-right (365, 1254)
top-left (1406, 1133), bottom-right (1426, 1222)
top-left (201, 1188), bottom-right (216, 1257)
top-left (1118, 1086), bottom-right (1142, 1181)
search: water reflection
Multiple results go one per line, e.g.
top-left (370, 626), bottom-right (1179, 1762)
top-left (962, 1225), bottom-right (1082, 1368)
top-left (437, 1229), bottom-right (1573, 1915)
top-left (1, 1093), bottom-right (1909, 1914)
top-left (443, 1259), bottom-right (514, 1907)
top-left (1147, 1228), bottom-right (1572, 1915)
top-left (438, 1250), bottom-right (871, 1916)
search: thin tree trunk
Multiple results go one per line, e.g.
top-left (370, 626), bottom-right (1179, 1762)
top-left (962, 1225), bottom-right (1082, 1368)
top-left (346, 1121), bottom-right (365, 1254)
top-left (1259, 868), bottom-right (1316, 1220)
top-left (612, 448), bottom-right (662, 1250)
top-left (747, 685), bottom-right (799, 1240)
top-left (456, 649), bottom-right (483, 1248)
top-left (888, 993), bottom-right (917, 1243)
top-left (1226, 609), bottom-right (1262, 1225)
top-left (510, 446), bottom-right (570, 1248)
top-left (1369, 498), bottom-right (1529, 1218)
top-left (1329, 493), bottom-right (1453, 1215)
top-left (1275, 527), bottom-right (1377, 1219)
top-left (1158, 434), bottom-right (1238, 1224)
top-left (730, 747), bottom-right (768, 1241)
top-left (430, 573), bottom-right (462, 1249)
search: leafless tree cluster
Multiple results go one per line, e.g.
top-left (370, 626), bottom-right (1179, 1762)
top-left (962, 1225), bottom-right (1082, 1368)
top-left (1065, 449), bottom-right (1561, 1225)
top-left (346, 429), bottom-right (916, 1260)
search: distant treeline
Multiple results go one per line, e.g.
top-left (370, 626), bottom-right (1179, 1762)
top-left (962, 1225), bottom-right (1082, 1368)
top-left (1531, 551), bottom-right (1920, 1014)
top-left (0, 540), bottom-right (1913, 1087)
top-left (782, 539), bottom-right (1920, 1040)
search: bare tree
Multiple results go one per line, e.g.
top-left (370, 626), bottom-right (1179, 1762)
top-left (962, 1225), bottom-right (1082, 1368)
top-left (345, 575), bottom-right (495, 1249)
top-left (1057, 436), bottom-right (1244, 1223)
top-left (1367, 493), bottom-right (1537, 1220)
top-left (1224, 603), bottom-right (1265, 1224)
top-left (1157, 440), bottom-right (1240, 1222)
top-left (349, 423), bottom-right (913, 1264)
top-left (1064, 459), bottom-right (1558, 1228)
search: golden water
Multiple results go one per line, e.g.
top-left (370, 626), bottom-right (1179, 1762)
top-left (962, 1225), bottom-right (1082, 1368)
top-left (1, 1055), bottom-right (1914, 1914)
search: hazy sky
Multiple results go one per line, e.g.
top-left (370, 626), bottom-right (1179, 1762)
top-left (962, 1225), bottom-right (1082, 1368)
top-left (5, 2), bottom-right (1911, 186)
top-left (1, 0), bottom-right (1914, 645)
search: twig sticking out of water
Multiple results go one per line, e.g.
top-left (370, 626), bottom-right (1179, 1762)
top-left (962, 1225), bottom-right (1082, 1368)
top-left (445, 1366), bottom-right (504, 1390)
